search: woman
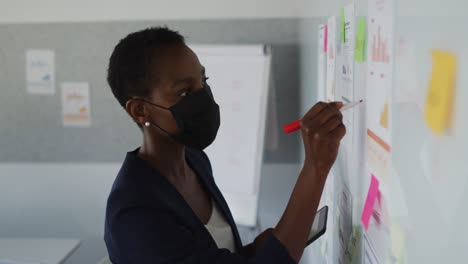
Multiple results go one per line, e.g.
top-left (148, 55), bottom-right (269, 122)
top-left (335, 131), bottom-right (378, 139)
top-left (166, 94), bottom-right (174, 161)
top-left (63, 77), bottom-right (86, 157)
top-left (104, 27), bottom-right (345, 264)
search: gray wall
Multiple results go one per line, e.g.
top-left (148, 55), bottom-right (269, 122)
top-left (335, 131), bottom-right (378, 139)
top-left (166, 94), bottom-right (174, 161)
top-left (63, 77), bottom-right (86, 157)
top-left (0, 19), bottom-right (301, 163)
top-left (0, 162), bottom-right (301, 264)
top-left (0, 19), bottom-right (304, 264)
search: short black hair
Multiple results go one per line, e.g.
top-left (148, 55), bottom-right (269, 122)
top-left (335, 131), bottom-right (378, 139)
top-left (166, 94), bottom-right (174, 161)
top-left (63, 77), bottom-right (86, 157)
top-left (107, 26), bottom-right (185, 109)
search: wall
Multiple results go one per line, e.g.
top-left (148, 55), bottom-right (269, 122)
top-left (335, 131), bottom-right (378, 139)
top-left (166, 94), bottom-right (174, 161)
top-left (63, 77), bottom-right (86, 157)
top-left (8, 0), bottom-right (466, 263)
top-left (0, 0), bottom-right (305, 23)
top-left (0, 164), bottom-right (119, 263)
top-left (3, 0), bottom-right (464, 23)
top-left (0, 162), bottom-right (301, 263)
top-left (298, 0), bottom-right (468, 263)
top-left (0, 16), bottom-right (303, 264)
top-left (297, 0), bottom-right (465, 17)
top-left (0, 20), bottom-right (300, 163)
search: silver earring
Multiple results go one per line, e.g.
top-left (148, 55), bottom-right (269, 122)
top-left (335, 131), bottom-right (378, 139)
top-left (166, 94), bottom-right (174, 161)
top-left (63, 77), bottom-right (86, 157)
top-left (144, 122), bottom-right (150, 127)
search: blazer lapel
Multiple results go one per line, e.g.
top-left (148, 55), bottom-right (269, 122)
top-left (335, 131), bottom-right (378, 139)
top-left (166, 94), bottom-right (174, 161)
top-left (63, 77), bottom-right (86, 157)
top-left (186, 153), bottom-right (244, 252)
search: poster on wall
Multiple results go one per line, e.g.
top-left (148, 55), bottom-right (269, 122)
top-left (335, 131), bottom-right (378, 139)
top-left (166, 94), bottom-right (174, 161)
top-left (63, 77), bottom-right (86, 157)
top-left (337, 184), bottom-right (353, 264)
top-left (338, 4), bottom-right (357, 174)
top-left (26, 49), bottom-right (55, 95)
top-left (365, 0), bottom-right (395, 181)
top-left (326, 16), bottom-right (337, 103)
top-left (340, 3), bottom-right (356, 104)
top-left (318, 24), bottom-right (327, 102)
top-left (364, 234), bottom-right (381, 264)
top-left (321, 169), bottom-right (336, 264)
top-left (61, 82), bottom-right (92, 127)
top-left (363, 0), bottom-right (396, 261)
top-left (365, 189), bottom-right (392, 262)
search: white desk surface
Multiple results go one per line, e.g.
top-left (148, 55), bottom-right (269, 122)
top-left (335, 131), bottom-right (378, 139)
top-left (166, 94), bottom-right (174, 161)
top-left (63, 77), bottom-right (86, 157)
top-left (0, 239), bottom-right (80, 264)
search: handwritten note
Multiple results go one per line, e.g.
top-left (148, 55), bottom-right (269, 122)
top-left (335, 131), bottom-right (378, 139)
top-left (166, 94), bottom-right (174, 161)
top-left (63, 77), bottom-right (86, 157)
top-left (326, 17), bottom-right (337, 103)
top-left (390, 224), bottom-right (407, 264)
top-left (361, 174), bottom-right (380, 230)
top-left (324, 25), bottom-right (328, 53)
top-left (424, 50), bottom-right (457, 134)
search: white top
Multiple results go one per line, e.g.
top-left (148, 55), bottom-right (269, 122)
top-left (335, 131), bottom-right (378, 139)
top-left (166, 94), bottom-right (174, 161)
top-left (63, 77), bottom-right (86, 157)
top-left (0, 238), bottom-right (80, 264)
top-left (205, 201), bottom-right (236, 252)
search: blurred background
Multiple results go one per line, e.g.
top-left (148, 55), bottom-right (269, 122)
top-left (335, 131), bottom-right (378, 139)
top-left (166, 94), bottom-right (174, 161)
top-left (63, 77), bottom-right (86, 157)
top-left (0, 0), bottom-right (467, 263)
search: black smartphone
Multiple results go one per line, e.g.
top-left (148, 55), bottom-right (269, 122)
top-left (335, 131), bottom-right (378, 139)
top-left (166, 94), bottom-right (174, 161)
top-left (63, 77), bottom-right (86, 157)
top-left (305, 206), bottom-right (328, 246)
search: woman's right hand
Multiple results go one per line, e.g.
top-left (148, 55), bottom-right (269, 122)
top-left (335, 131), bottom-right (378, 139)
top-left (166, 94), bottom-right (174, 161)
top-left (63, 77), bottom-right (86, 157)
top-left (300, 101), bottom-right (346, 177)
top-left (272, 101), bottom-right (346, 262)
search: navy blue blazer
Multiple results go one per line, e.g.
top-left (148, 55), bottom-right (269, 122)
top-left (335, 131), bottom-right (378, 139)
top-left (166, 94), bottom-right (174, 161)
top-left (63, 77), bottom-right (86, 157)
top-left (104, 148), bottom-right (295, 264)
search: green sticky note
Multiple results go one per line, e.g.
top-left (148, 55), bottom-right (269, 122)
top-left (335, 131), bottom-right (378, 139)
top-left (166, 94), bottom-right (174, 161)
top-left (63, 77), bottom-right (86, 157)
top-left (340, 7), bottom-right (345, 43)
top-left (354, 17), bottom-right (367, 62)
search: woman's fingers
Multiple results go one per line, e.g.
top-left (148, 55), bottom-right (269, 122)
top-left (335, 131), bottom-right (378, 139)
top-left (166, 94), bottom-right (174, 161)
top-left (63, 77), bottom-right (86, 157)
top-left (302, 104), bottom-right (343, 133)
top-left (317, 114), bottom-right (344, 134)
top-left (329, 123), bottom-right (346, 140)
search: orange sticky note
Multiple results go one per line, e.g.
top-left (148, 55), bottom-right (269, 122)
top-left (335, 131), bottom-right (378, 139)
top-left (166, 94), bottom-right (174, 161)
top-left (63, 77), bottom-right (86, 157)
top-left (424, 50), bottom-right (457, 134)
top-left (380, 102), bottom-right (389, 129)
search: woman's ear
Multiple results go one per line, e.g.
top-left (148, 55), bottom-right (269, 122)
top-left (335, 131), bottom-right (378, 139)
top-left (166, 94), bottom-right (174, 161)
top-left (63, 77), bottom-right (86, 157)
top-left (125, 99), bottom-right (147, 126)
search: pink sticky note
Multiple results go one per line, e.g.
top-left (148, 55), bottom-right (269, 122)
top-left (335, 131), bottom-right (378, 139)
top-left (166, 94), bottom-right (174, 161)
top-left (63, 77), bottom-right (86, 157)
top-left (324, 25), bottom-right (328, 53)
top-left (377, 190), bottom-right (382, 207)
top-left (361, 174), bottom-right (380, 230)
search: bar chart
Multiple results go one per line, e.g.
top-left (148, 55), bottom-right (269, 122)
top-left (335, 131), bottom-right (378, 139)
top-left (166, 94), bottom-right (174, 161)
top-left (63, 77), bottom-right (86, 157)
top-left (371, 25), bottom-right (390, 63)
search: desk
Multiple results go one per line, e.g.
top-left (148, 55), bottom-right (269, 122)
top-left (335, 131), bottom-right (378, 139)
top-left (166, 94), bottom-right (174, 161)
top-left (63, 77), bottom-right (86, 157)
top-left (0, 239), bottom-right (80, 264)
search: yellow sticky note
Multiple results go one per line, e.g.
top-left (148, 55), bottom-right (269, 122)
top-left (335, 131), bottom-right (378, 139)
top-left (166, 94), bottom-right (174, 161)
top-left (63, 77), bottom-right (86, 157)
top-left (344, 227), bottom-right (362, 264)
top-left (380, 102), bottom-right (389, 129)
top-left (425, 50), bottom-right (457, 134)
top-left (390, 224), bottom-right (407, 264)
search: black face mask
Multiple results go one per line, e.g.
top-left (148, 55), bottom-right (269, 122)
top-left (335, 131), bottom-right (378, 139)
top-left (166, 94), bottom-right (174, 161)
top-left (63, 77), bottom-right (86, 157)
top-left (143, 84), bottom-right (220, 150)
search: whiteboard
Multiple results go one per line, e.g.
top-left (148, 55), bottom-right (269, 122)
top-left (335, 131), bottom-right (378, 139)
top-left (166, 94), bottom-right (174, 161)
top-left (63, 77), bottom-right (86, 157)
top-left (190, 45), bottom-right (271, 227)
top-left (300, 2), bottom-right (468, 264)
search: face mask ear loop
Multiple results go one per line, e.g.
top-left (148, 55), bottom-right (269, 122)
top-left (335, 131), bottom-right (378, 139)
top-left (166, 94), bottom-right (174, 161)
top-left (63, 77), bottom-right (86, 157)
top-left (126, 97), bottom-right (170, 126)
top-left (137, 99), bottom-right (183, 143)
top-left (131, 97), bottom-right (170, 131)
top-left (145, 120), bottom-right (185, 145)
top-left (140, 99), bottom-right (170, 110)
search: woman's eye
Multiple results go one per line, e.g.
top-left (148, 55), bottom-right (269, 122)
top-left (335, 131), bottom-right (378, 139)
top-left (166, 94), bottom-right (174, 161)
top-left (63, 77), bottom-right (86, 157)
top-left (180, 91), bottom-right (188, 97)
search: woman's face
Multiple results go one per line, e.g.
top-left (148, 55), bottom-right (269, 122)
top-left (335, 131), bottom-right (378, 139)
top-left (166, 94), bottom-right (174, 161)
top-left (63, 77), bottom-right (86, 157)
top-left (133, 43), bottom-right (207, 137)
